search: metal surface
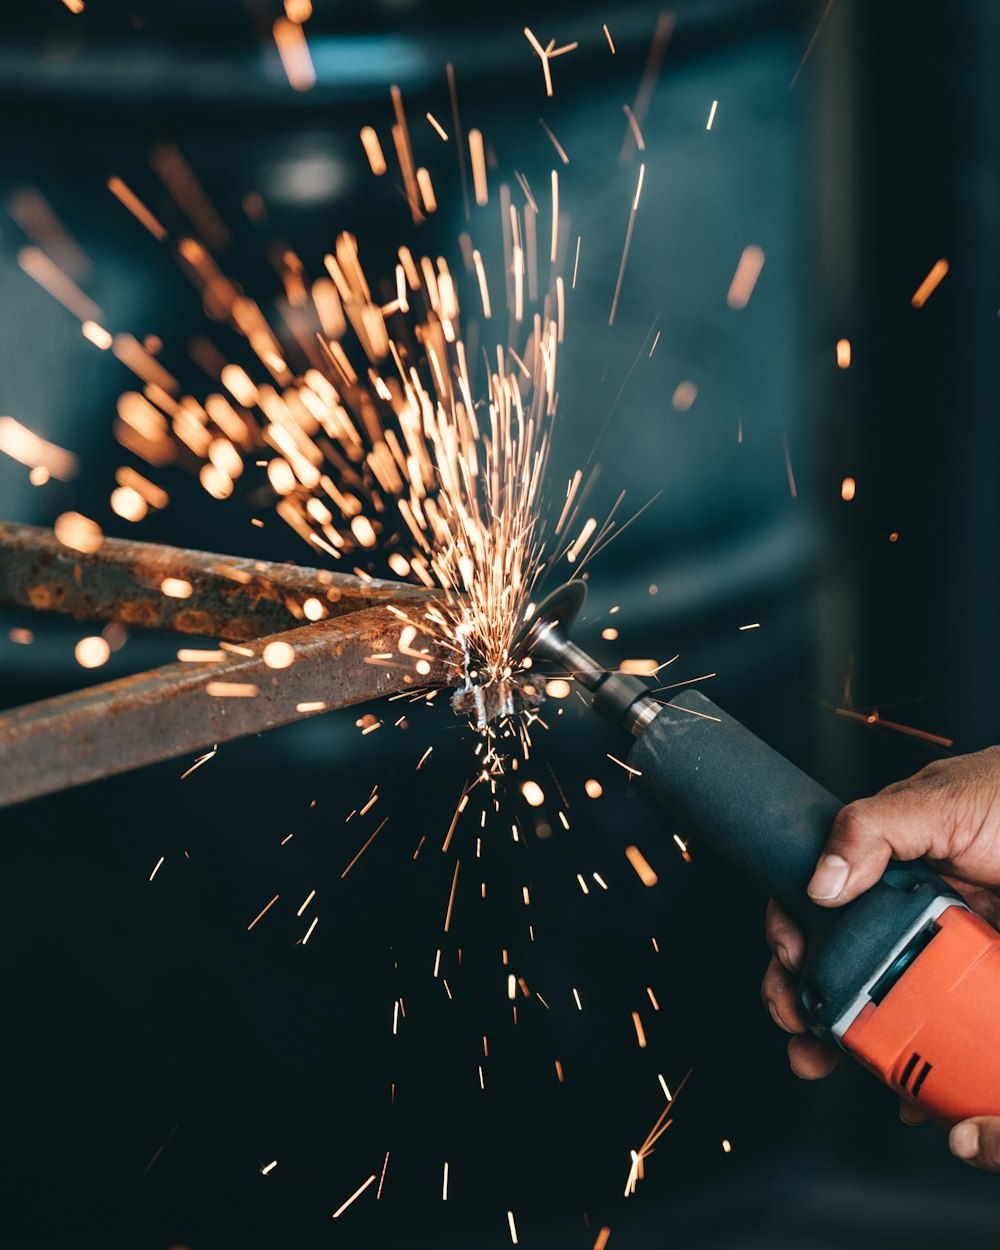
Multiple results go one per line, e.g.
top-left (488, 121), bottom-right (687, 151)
top-left (0, 524), bottom-right (449, 808)
top-left (0, 521), bottom-right (434, 640)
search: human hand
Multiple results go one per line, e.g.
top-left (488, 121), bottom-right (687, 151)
top-left (760, 748), bottom-right (1000, 1170)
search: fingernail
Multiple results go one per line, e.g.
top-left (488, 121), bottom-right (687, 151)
top-left (808, 854), bottom-right (850, 901)
top-left (950, 1122), bottom-right (979, 1160)
top-left (776, 943), bottom-right (798, 974)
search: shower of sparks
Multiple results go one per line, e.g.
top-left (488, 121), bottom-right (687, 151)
top-left (624, 1069), bottom-right (692, 1196)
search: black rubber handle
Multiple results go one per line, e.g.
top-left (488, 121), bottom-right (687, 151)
top-left (627, 687), bottom-right (960, 1029)
top-left (626, 689), bottom-right (851, 939)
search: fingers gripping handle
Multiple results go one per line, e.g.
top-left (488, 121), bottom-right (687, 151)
top-left (625, 690), bottom-right (850, 939)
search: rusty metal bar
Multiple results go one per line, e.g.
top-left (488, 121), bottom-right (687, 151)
top-left (0, 607), bottom-right (448, 809)
top-left (0, 521), bottom-right (435, 641)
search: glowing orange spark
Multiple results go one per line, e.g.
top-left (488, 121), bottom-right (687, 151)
top-left (332, 1173), bottom-right (376, 1219)
top-left (106, 176), bottom-right (167, 241)
top-left (727, 245), bottom-right (765, 309)
top-left (247, 895), bottom-right (279, 931)
top-left (273, 17), bottom-right (316, 92)
top-left (911, 259), bottom-right (948, 308)
top-left (625, 845), bottom-right (658, 886)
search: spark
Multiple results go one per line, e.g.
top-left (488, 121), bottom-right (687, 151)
top-left (160, 577), bottom-right (193, 599)
top-left (672, 381), bottom-right (697, 410)
top-left (359, 127), bottom-right (387, 175)
top-left (0, 416), bottom-right (78, 480)
top-left (507, 1210), bottom-right (519, 1245)
top-left (727, 245), bottom-right (765, 309)
top-left (649, 330), bottom-right (661, 356)
top-left (836, 337), bottom-right (851, 367)
top-left (301, 916), bottom-right (319, 944)
top-left (572, 235), bottom-right (581, 288)
top-left (706, 99), bottom-right (718, 129)
top-left (9, 629), bottom-right (33, 645)
top-left (106, 176), bottom-right (167, 241)
top-left (426, 112), bottom-right (449, 141)
top-left (625, 845), bottom-right (658, 886)
top-left (632, 1011), bottom-right (647, 1048)
top-left (207, 680), bottom-right (259, 698)
top-left (835, 707), bottom-right (953, 748)
top-left (376, 1151), bottom-right (390, 1199)
top-left (646, 986), bottom-right (660, 1010)
top-left (523, 28), bottom-right (578, 97)
top-left (594, 1230), bottom-right (612, 1250)
top-left (603, 23), bottom-right (616, 53)
top-left (790, 0), bottom-right (837, 89)
top-left (331, 1173), bottom-right (376, 1219)
top-left (782, 433), bottom-right (798, 498)
top-left (444, 859), bottom-right (461, 932)
top-left (469, 129), bottom-right (489, 205)
top-left (584, 779), bottom-right (603, 798)
top-left (82, 320), bottom-right (113, 349)
top-left (273, 17), bottom-right (316, 92)
top-left (263, 640), bottom-right (296, 669)
top-left (341, 817), bottom-right (389, 879)
top-left (841, 475), bottom-right (856, 501)
top-left (621, 12), bottom-right (674, 161)
top-left (442, 1161), bottom-right (449, 1200)
top-left (297, 890), bottom-right (316, 917)
top-left (911, 259), bottom-right (949, 308)
top-left (608, 161), bottom-right (646, 324)
top-left (539, 119), bottom-right (570, 164)
top-left (722, 1139), bottom-right (733, 1153)
top-left (738, 622), bottom-right (760, 631)
top-left (247, 895), bottom-right (279, 931)
top-left (572, 987), bottom-right (582, 1010)
top-left (622, 105), bottom-right (645, 152)
top-left (53, 513), bottom-right (100, 554)
top-left (180, 747), bottom-right (218, 779)
top-left (149, 856), bottom-right (165, 881)
top-left (521, 780), bottom-right (545, 807)
top-left (75, 636), bottom-right (110, 669)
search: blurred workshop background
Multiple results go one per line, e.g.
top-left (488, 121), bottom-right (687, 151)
top-left (1, 0), bottom-right (999, 1247)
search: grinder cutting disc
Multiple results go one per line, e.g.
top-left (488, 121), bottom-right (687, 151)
top-left (514, 579), bottom-right (587, 655)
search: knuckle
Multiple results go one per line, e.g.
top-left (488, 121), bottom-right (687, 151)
top-left (832, 800), bottom-right (871, 843)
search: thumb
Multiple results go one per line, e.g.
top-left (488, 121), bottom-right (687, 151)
top-left (950, 1118), bottom-right (1000, 1172)
top-left (806, 790), bottom-right (949, 907)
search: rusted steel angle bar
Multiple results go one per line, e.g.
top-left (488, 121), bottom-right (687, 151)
top-left (0, 607), bottom-right (448, 809)
top-left (0, 521), bottom-right (436, 641)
